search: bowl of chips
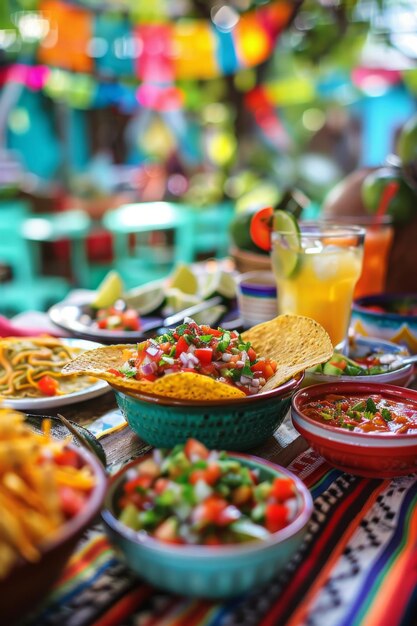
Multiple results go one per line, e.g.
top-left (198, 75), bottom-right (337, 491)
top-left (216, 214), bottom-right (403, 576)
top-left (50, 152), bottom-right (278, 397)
top-left (101, 439), bottom-right (313, 598)
top-left (0, 409), bottom-right (107, 623)
top-left (63, 315), bottom-right (333, 450)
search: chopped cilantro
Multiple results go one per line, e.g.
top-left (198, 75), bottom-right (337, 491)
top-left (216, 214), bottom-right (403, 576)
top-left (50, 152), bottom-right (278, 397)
top-left (366, 397), bottom-right (378, 414)
top-left (381, 408), bottom-right (392, 421)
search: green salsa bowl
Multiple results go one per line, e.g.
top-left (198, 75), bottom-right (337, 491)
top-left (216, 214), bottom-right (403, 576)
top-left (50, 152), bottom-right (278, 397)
top-left (112, 374), bottom-right (303, 451)
top-left (101, 452), bottom-right (312, 599)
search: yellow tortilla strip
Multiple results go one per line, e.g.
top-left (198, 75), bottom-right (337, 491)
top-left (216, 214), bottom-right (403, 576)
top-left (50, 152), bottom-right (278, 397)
top-left (241, 314), bottom-right (333, 390)
top-left (116, 372), bottom-right (245, 401)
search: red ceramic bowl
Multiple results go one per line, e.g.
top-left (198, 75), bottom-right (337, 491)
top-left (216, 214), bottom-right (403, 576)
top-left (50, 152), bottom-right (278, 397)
top-left (291, 382), bottom-right (417, 478)
top-left (0, 445), bottom-right (107, 624)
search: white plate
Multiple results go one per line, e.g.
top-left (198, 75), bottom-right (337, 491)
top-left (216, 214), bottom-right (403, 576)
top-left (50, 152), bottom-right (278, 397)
top-left (1, 338), bottom-right (110, 411)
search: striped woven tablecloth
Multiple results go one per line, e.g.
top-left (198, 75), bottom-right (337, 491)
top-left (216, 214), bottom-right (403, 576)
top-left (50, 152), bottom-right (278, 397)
top-left (25, 448), bottom-right (417, 626)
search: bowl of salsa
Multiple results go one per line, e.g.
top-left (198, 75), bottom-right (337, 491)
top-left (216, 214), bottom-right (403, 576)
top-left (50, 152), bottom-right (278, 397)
top-left (101, 439), bottom-right (312, 598)
top-left (291, 382), bottom-right (417, 478)
top-left (352, 293), bottom-right (417, 354)
top-left (304, 337), bottom-right (414, 388)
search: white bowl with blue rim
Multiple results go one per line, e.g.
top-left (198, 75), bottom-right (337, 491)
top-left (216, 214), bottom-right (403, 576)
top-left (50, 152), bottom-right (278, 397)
top-left (303, 336), bottom-right (414, 388)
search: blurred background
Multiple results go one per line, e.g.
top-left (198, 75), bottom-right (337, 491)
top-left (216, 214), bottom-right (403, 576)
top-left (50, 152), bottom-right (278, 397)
top-left (1, 0), bottom-right (417, 312)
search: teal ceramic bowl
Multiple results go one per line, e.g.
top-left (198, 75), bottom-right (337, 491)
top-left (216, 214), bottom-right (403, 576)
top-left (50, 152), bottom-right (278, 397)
top-left (101, 452), bottom-right (312, 599)
top-left (112, 374), bottom-right (303, 451)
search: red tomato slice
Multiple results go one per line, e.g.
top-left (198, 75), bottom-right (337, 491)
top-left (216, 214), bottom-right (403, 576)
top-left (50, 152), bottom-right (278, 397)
top-left (265, 502), bottom-right (288, 533)
top-left (194, 348), bottom-right (213, 366)
top-left (37, 375), bottom-right (59, 396)
top-left (175, 335), bottom-right (189, 358)
top-left (250, 206), bottom-right (274, 251)
top-left (184, 438), bottom-right (210, 461)
top-left (270, 477), bottom-right (295, 502)
top-left (122, 310), bottom-right (141, 331)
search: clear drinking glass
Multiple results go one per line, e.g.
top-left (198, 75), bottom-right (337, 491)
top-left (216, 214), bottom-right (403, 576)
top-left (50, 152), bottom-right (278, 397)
top-left (271, 223), bottom-right (365, 348)
top-left (322, 215), bottom-right (394, 298)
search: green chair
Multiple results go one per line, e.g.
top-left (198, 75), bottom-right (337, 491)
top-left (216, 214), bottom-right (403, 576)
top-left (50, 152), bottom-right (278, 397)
top-left (0, 201), bottom-right (71, 315)
top-left (102, 202), bottom-right (195, 289)
top-left (21, 210), bottom-right (93, 288)
top-left (185, 201), bottom-right (235, 260)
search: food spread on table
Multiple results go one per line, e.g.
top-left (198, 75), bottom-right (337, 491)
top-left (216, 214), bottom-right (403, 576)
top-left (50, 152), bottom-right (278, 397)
top-left (95, 306), bottom-right (142, 331)
top-left (302, 393), bottom-right (417, 434)
top-left (0, 337), bottom-right (99, 399)
top-left (116, 439), bottom-right (301, 544)
top-left (0, 409), bottom-right (96, 578)
top-left (61, 314), bottom-right (333, 400)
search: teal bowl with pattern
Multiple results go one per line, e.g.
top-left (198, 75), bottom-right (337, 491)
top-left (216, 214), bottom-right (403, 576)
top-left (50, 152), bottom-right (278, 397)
top-left (112, 374), bottom-right (303, 451)
top-left (101, 452), bottom-right (312, 599)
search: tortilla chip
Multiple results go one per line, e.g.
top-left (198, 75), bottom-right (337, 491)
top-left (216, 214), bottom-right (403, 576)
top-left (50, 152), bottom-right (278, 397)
top-left (241, 314), bottom-right (333, 390)
top-left (123, 372), bottom-right (245, 401)
top-left (62, 345), bottom-right (245, 400)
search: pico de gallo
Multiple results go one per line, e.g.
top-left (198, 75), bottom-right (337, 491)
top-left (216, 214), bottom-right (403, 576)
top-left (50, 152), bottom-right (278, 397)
top-left (109, 318), bottom-right (278, 395)
top-left (95, 306), bottom-right (141, 331)
top-left (303, 393), bottom-right (417, 434)
top-left (117, 439), bottom-right (301, 545)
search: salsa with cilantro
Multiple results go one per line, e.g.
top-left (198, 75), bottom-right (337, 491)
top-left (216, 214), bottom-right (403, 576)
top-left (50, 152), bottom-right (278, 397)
top-left (117, 439), bottom-right (301, 545)
top-left (303, 394), bottom-right (417, 434)
top-left (109, 319), bottom-right (278, 395)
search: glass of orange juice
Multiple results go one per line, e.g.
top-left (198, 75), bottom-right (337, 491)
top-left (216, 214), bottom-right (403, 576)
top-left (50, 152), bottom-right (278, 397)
top-left (271, 219), bottom-right (365, 348)
top-left (323, 216), bottom-right (394, 298)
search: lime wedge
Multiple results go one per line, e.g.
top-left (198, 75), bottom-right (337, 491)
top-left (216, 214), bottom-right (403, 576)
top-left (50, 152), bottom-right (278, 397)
top-left (272, 210), bottom-right (301, 278)
top-left (91, 271), bottom-right (124, 309)
top-left (124, 280), bottom-right (165, 315)
top-left (170, 264), bottom-right (199, 295)
top-left (165, 288), bottom-right (201, 312)
top-left (193, 304), bottom-right (226, 326)
top-left (200, 270), bottom-right (237, 300)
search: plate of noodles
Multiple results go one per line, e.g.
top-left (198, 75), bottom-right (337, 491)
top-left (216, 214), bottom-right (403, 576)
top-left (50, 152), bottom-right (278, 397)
top-left (0, 337), bottom-right (109, 410)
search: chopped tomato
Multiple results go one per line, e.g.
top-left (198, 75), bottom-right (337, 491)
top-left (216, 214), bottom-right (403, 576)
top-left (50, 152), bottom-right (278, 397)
top-left (247, 347), bottom-right (257, 362)
top-left (194, 348), bottom-right (213, 366)
top-left (54, 449), bottom-right (80, 468)
top-left (122, 310), bottom-right (141, 331)
top-left (250, 206), bottom-right (273, 251)
top-left (200, 326), bottom-right (222, 337)
top-left (270, 477), bottom-right (295, 501)
top-left (125, 474), bottom-right (154, 493)
top-left (189, 463), bottom-right (222, 486)
top-left (37, 375), bottom-right (59, 396)
top-left (175, 336), bottom-right (189, 358)
top-left (107, 368), bottom-right (123, 377)
top-left (265, 502), bottom-right (288, 533)
top-left (330, 360), bottom-right (347, 370)
top-left (251, 361), bottom-right (275, 380)
top-left (184, 438), bottom-right (210, 461)
top-left (59, 486), bottom-right (87, 518)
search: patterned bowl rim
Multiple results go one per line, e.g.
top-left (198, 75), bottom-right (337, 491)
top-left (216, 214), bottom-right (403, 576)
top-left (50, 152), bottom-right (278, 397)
top-left (353, 293), bottom-right (417, 323)
top-left (292, 381), bottom-right (417, 445)
top-left (102, 452), bottom-right (313, 557)
top-left (111, 372), bottom-right (304, 407)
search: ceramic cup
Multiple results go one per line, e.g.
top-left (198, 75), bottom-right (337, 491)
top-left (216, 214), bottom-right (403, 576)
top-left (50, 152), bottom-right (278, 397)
top-left (236, 271), bottom-right (278, 328)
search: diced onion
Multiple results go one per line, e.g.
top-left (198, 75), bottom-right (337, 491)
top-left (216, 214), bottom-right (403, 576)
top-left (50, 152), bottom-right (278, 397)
top-left (222, 353), bottom-right (231, 362)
